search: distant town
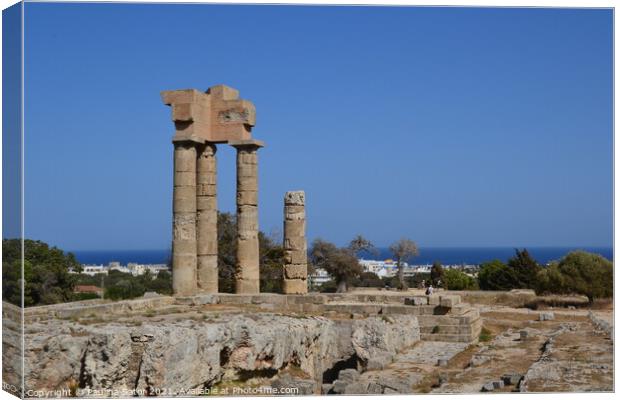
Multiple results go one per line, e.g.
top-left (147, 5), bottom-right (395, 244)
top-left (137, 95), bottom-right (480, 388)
top-left (74, 259), bottom-right (478, 286)
top-left (72, 262), bottom-right (170, 277)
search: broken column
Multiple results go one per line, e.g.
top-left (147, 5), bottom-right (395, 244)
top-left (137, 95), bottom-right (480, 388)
top-left (283, 191), bottom-right (308, 294)
top-left (231, 139), bottom-right (264, 294)
top-left (172, 141), bottom-right (198, 296)
top-left (196, 143), bottom-right (218, 293)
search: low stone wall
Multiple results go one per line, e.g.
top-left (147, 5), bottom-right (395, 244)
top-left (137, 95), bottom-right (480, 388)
top-left (12, 292), bottom-right (481, 344)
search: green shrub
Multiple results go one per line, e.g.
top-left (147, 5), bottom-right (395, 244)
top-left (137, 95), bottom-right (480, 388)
top-left (479, 327), bottom-right (492, 342)
top-left (443, 269), bottom-right (479, 290)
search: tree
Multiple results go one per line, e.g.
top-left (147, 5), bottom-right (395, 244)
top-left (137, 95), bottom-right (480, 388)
top-left (443, 269), bottom-right (479, 290)
top-left (507, 248), bottom-right (541, 289)
top-left (389, 238), bottom-right (419, 290)
top-left (2, 239), bottom-right (81, 306)
top-left (348, 235), bottom-right (378, 258)
top-left (430, 261), bottom-right (444, 286)
top-left (259, 231), bottom-right (285, 293)
top-left (216, 212), bottom-right (286, 293)
top-left (217, 212), bottom-right (238, 293)
top-left (477, 259), bottom-right (518, 291)
top-left (539, 251), bottom-right (613, 302)
top-left (309, 239), bottom-right (362, 293)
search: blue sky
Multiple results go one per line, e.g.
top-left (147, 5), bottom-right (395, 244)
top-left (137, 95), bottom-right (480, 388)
top-left (16, 4), bottom-right (613, 250)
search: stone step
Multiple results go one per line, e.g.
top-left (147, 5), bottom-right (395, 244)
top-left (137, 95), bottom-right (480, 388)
top-left (421, 332), bottom-right (479, 343)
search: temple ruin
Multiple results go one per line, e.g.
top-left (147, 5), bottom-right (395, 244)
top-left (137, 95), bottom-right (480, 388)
top-left (162, 84), bottom-right (304, 296)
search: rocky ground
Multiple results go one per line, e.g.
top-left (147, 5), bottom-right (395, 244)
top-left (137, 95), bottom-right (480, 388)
top-left (4, 290), bottom-right (614, 396)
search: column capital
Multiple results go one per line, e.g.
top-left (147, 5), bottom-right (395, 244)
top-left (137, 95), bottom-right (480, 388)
top-left (229, 139), bottom-right (265, 150)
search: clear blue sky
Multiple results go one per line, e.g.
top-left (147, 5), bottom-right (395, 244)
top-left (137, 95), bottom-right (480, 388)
top-left (17, 4), bottom-right (613, 250)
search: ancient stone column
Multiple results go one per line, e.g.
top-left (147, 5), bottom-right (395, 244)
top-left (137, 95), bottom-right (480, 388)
top-left (283, 191), bottom-right (308, 294)
top-left (196, 143), bottom-right (218, 293)
top-left (231, 140), bottom-right (264, 294)
top-left (172, 141), bottom-right (198, 296)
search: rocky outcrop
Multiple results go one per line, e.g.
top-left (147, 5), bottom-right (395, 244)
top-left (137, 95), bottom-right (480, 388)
top-left (22, 314), bottom-right (420, 396)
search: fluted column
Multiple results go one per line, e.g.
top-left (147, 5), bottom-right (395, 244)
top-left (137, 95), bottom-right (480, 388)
top-left (196, 143), bottom-right (218, 293)
top-left (231, 140), bottom-right (264, 294)
top-left (283, 191), bottom-right (308, 294)
top-left (172, 141), bottom-right (198, 296)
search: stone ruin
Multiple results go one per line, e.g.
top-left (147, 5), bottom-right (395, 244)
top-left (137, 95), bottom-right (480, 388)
top-left (161, 84), bottom-right (307, 296)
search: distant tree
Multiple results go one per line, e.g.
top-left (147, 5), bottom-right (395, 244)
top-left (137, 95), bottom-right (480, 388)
top-left (443, 269), bottom-right (479, 290)
top-left (538, 251), bottom-right (612, 302)
top-left (348, 235), bottom-right (378, 258)
top-left (389, 238), bottom-right (419, 290)
top-left (507, 249), bottom-right (542, 289)
top-left (2, 239), bottom-right (81, 306)
top-left (477, 259), bottom-right (518, 291)
top-left (430, 261), bottom-right (444, 286)
top-left (104, 279), bottom-right (146, 300)
top-left (309, 239), bottom-right (362, 293)
top-left (217, 212), bottom-right (238, 293)
top-left (216, 212), bottom-right (286, 293)
top-left (259, 231), bottom-right (285, 293)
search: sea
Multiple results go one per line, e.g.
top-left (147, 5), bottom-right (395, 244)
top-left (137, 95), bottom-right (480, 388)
top-left (71, 247), bottom-right (613, 266)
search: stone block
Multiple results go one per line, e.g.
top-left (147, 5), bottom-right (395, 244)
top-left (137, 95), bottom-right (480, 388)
top-left (284, 264), bottom-right (307, 280)
top-left (437, 358), bottom-right (449, 367)
top-left (284, 191), bottom-right (305, 206)
top-left (428, 295), bottom-right (440, 306)
top-left (196, 183), bottom-right (216, 197)
top-left (440, 295), bottom-right (461, 308)
top-left (343, 382), bottom-right (369, 395)
top-left (481, 382), bottom-right (495, 392)
top-left (404, 296), bottom-right (428, 306)
top-left (284, 237), bottom-right (306, 251)
top-left (173, 171), bottom-right (195, 187)
top-left (331, 380), bottom-right (348, 394)
top-left (366, 354), bottom-right (392, 370)
top-left (284, 250), bottom-right (307, 265)
top-left (338, 369), bottom-right (360, 383)
top-left (236, 190), bottom-right (257, 206)
top-left (283, 279), bottom-right (308, 294)
top-left (284, 220), bottom-right (305, 238)
top-left (196, 196), bottom-right (217, 211)
top-left (539, 312), bottom-right (555, 321)
top-left (519, 330), bottom-right (529, 340)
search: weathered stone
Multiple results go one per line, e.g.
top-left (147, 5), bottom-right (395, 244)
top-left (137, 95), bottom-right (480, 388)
top-left (232, 142), bottom-right (263, 294)
top-left (162, 85), bottom-right (255, 143)
top-left (404, 296), bottom-right (428, 306)
top-left (282, 191), bottom-right (307, 294)
top-left (437, 358), bottom-right (449, 367)
top-left (492, 380), bottom-right (505, 389)
top-left (428, 295), bottom-right (440, 306)
top-left (439, 295), bottom-right (461, 308)
top-left (539, 312), bottom-right (555, 321)
top-left (283, 279), bottom-right (307, 295)
top-left (338, 368), bottom-right (360, 382)
top-left (172, 143), bottom-right (197, 296)
top-left (502, 373), bottom-right (523, 386)
top-left (481, 382), bottom-right (495, 392)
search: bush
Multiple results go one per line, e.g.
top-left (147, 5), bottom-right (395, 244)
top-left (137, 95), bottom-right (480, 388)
top-left (477, 260), bottom-right (518, 290)
top-left (351, 272), bottom-right (383, 288)
top-left (443, 269), bottom-right (479, 290)
top-left (72, 292), bottom-right (101, 301)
